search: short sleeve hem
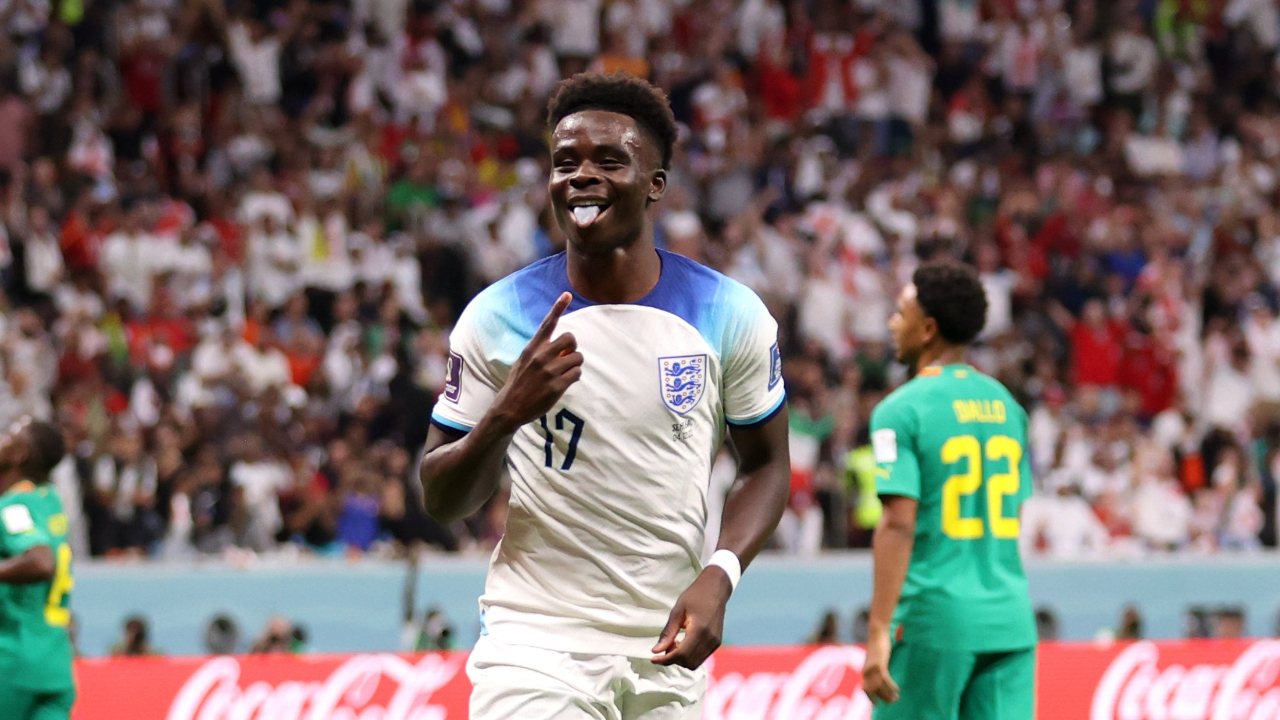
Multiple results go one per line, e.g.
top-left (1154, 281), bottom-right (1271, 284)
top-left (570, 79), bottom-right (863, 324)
top-left (726, 392), bottom-right (787, 429)
top-left (430, 409), bottom-right (474, 434)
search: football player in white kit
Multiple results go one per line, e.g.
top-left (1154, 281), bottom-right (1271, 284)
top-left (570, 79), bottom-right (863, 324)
top-left (419, 73), bottom-right (792, 720)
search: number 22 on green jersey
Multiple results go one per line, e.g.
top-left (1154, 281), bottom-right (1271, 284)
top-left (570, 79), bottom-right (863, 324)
top-left (940, 435), bottom-right (1022, 540)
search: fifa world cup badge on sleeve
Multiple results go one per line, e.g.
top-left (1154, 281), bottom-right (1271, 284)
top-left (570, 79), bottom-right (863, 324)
top-left (1, 504), bottom-right (35, 534)
top-left (769, 342), bottom-right (782, 390)
top-left (444, 351), bottom-right (463, 402)
top-left (659, 354), bottom-right (706, 414)
top-left (872, 429), bottom-right (898, 463)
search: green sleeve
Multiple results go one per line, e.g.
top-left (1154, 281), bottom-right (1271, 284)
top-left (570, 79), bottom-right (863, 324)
top-left (0, 500), bottom-right (52, 556)
top-left (870, 396), bottom-right (921, 500)
top-left (1018, 407), bottom-right (1034, 502)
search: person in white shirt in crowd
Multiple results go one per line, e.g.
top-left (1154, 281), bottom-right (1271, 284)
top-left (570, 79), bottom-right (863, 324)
top-left (158, 225), bottom-right (214, 312)
top-left (1028, 384), bottom-right (1071, 478)
top-left (188, 323), bottom-right (251, 409)
top-left (468, 204), bottom-right (531, 286)
top-left (246, 212), bottom-right (300, 310)
top-left (238, 166), bottom-right (294, 229)
top-left (1020, 479), bottom-right (1110, 559)
top-left (297, 195), bottom-right (355, 319)
top-left (217, 0), bottom-right (306, 107)
top-left (976, 242), bottom-right (1017, 339)
top-left (234, 330), bottom-right (292, 399)
top-left (100, 200), bottom-right (159, 313)
top-left (91, 424), bottom-right (161, 555)
top-left (228, 433), bottom-right (293, 552)
top-left (1202, 337), bottom-right (1257, 435)
top-left (798, 245), bottom-right (853, 362)
top-left (0, 308), bottom-right (56, 424)
top-left (539, 0), bottom-right (602, 69)
top-left (1129, 443), bottom-right (1194, 551)
top-left (20, 205), bottom-right (63, 298)
top-left (1109, 13), bottom-right (1159, 114)
top-left (1243, 294), bottom-right (1280, 403)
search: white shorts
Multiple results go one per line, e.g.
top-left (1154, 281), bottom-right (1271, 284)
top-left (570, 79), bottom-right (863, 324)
top-left (467, 636), bottom-right (706, 720)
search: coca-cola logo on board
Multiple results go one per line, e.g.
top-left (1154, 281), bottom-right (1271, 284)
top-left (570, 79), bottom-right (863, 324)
top-left (1091, 641), bottom-right (1280, 720)
top-left (166, 654), bottom-right (465, 720)
top-left (704, 646), bottom-right (874, 720)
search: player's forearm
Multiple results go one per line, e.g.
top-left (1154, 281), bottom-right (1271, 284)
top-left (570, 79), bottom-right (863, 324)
top-left (0, 545), bottom-right (55, 584)
top-left (419, 416), bottom-right (517, 523)
top-left (715, 461), bottom-right (789, 570)
top-left (717, 413), bottom-right (791, 570)
top-left (868, 512), bottom-right (915, 634)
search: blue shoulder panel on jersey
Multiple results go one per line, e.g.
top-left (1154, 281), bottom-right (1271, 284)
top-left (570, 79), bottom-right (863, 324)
top-left (462, 256), bottom-right (560, 366)
top-left (470, 249), bottom-right (761, 362)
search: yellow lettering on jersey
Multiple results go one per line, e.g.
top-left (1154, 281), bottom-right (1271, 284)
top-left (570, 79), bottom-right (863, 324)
top-left (47, 513), bottom-right (68, 537)
top-left (45, 544), bottom-right (73, 627)
top-left (952, 400), bottom-right (1006, 424)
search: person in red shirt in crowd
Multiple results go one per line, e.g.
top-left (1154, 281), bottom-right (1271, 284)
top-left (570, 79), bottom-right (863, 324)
top-left (59, 187), bottom-right (106, 273)
top-left (1052, 298), bottom-right (1126, 388)
top-left (754, 34), bottom-right (805, 127)
top-left (126, 286), bottom-right (195, 365)
top-left (1117, 311), bottom-right (1178, 422)
top-left (201, 191), bottom-right (244, 264)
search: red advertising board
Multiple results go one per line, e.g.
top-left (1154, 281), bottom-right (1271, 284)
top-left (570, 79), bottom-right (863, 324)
top-left (74, 640), bottom-right (1280, 719)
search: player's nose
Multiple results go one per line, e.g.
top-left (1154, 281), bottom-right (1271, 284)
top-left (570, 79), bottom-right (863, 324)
top-left (568, 162), bottom-right (603, 187)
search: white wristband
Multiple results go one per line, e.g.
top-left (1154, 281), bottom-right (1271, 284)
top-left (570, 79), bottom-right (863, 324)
top-left (708, 550), bottom-right (742, 592)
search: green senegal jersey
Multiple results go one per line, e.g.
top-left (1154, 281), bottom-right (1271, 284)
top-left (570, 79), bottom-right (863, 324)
top-left (0, 481), bottom-right (75, 690)
top-left (870, 364), bottom-right (1036, 651)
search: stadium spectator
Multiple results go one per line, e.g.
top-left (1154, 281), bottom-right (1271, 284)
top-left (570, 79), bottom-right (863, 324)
top-left (1117, 605), bottom-right (1144, 640)
top-left (249, 616), bottom-right (300, 654)
top-left (807, 610), bottom-right (840, 645)
top-left (204, 614), bottom-right (241, 655)
top-left (0, 0), bottom-right (1273, 562)
top-left (109, 615), bottom-right (160, 656)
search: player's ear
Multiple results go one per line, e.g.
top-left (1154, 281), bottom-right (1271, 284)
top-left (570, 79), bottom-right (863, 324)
top-left (647, 169), bottom-right (667, 205)
top-left (922, 317), bottom-right (940, 345)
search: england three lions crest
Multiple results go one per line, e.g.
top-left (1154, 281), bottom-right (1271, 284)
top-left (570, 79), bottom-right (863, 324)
top-left (659, 354), bottom-right (706, 415)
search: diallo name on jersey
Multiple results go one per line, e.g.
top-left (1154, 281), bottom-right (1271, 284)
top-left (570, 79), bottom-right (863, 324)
top-left (952, 399), bottom-right (1008, 424)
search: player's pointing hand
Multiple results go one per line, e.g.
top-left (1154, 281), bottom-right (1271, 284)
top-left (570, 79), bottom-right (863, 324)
top-left (490, 292), bottom-right (584, 433)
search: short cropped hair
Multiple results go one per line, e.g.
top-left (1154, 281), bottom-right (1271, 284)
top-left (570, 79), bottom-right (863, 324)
top-left (546, 72), bottom-right (679, 169)
top-left (913, 261), bottom-right (988, 345)
top-left (25, 420), bottom-right (65, 480)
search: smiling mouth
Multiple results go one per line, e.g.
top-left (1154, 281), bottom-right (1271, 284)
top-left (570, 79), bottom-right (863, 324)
top-left (569, 202), bottom-right (610, 227)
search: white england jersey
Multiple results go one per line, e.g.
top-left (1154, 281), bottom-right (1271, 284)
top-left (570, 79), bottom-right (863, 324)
top-left (431, 250), bottom-right (786, 657)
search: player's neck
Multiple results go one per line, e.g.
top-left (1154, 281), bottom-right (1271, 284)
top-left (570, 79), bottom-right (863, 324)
top-left (0, 471), bottom-right (23, 495)
top-left (566, 238), bottom-right (662, 304)
top-left (914, 343), bottom-right (966, 373)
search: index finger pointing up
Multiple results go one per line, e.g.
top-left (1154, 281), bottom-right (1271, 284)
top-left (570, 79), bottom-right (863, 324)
top-left (533, 292), bottom-right (573, 344)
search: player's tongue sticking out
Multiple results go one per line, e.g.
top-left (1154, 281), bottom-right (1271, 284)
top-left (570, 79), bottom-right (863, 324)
top-left (572, 205), bottom-right (604, 227)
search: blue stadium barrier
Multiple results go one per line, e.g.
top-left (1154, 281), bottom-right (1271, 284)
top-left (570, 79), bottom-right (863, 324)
top-left (74, 554), bottom-right (1280, 656)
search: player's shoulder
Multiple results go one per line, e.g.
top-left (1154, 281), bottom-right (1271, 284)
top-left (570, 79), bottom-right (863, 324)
top-left (872, 379), bottom-right (924, 426)
top-left (0, 482), bottom-right (40, 506)
top-left (969, 370), bottom-right (1028, 419)
top-left (36, 487), bottom-right (65, 512)
top-left (453, 253), bottom-right (570, 357)
top-left (461, 253), bottom-right (567, 327)
top-left (647, 250), bottom-right (773, 353)
top-left (662, 251), bottom-right (765, 313)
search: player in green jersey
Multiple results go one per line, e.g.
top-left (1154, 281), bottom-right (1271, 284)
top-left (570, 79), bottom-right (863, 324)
top-left (863, 262), bottom-right (1036, 720)
top-left (0, 417), bottom-right (76, 720)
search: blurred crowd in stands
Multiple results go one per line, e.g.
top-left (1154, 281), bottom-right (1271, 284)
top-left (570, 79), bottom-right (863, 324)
top-left (0, 0), bottom-right (1277, 560)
